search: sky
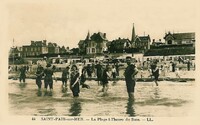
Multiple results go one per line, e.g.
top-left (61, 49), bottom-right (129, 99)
top-left (5, 0), bottom-right (197, 49)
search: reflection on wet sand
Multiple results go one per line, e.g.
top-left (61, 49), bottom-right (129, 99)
top-left (69, 99), bottom-right (82, 116)
top-left (126, 98), bottom-right (135, 117)
top-left (19, 82), bottom-right (27, 90)
top-left (153, 87), bottom-right (160, 99)
top-left (9, 79), bottom-right (195, 116)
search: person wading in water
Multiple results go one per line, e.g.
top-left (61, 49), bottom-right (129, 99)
top-left (101, 65), bottom-right (111, 94)
top-left (43, 63), bottom-right (55, 96)
top-left (35, 64), bottom-right (44, 96)
top-left (151, 62), bottom-right (159, 86)
top-left (19, 65), bottom-right (27, 84)
top-left (61, 66), bottom-right (70, 93)
top-left (70, 65), bottom-right (81, 97)
top-left (124, 56), bottom-right (138, 99)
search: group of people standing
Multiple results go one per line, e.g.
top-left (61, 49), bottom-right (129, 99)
top-left (17, 56), bottom-right (163, 100)
top-left (34, 63), bottom-right (90, 97)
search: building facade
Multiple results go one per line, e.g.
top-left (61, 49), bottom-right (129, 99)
top-left (22, 40), bottom-right (48, 57)
top-left (108, 38), bottom-right (132, 53)
top-left (134, 35), bottom-right (151, 52)
top-left (164, 32), bottom-right (195, 45)
top-left (9, 47), bottom-right (23, 58)
top-left (78, 32), bottom-right (108, 55)
top-left (48, 42), bottom-right (59, 54)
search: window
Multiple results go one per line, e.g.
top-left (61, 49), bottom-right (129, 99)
top-left (92, 48), bottom-right (95, 53)
top-left (168, 40), bottom-right (172, 44)
top-left (87, 48), bottom-right (90, 53)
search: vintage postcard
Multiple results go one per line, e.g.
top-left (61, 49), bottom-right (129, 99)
top-left (0, 0), bottom-right (200, 125)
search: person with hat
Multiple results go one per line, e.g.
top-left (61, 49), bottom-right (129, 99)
top-left (43, 63), bottom-right (55, 96)
top-left (124, 56), bottom-right (138, 99)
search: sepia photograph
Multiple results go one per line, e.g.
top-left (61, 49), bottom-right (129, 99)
top-left (1, 0), bottom-right (200, 125)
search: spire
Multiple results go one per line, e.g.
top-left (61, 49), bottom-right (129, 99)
top-left (86, 30), bottom-right (90, 40)
top-left (12, 38), bottom-right (15, 48)
top-left (131, 23), bottom-right (136, 42)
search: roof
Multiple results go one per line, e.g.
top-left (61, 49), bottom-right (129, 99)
top-left (106, 41), bottom-right (111, 46)
top-left (90, 32), bottom-right (107, 41)
top-left (78, 40), bottom-right (86, 45)
top-left (173, 32), bottom-right (195, 40)
top-left (164, 32), bottom-right (195, 40)
top-left (10, 47), bottom-right (21, 53)
top-left (110, 38), bottom-right (131, 49)
top-left (48, 42), bottom-right (58, 47)
top-left (111, 38), bottom-right (130, 44)
top-left (135, 35), bottom-right (151, 42)
top-left (31, 40), bottom-right (46, 46)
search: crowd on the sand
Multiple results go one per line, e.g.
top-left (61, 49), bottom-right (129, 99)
top-left (8, 56), bottom-right (195, 99)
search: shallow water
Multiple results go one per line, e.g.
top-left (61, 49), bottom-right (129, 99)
top-left (8, 79), bottom-right (195, 117)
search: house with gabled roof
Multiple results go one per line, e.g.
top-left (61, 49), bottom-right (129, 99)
top-left (78, 31), bottom-right (108, 55)
top-left (164, 32), bottom-right (195, 45)
top-left (134, 35), bottom-right (151, 52)
top-left (108, 37), bottom-right (132, 53)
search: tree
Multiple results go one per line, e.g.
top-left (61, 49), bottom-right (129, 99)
top-left (70, 48), bottom-right (80, 55)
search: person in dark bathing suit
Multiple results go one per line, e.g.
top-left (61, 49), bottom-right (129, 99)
top-left (124, 56), bottom-right (138, 99)
top-left (101, 65), bottom-right (111, 93)
top-left (43, 63), bottom-right (55, 96)
top-left (19, 65), bottom-right (27, 84)
top-left (35, 64), bottom-right (44, 96)
top-left (95, 61), bottom-right (103, 85)
top-left (70, 65), bottom-right (80, 97)
top-left (152, 62), bottom-right (159, 86)
top-left (80, 67), bottom-right (90, 89)
top-left (61, 66), bottom-right (70, 92)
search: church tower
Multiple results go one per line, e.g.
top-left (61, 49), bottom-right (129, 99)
top-left (131, 23), bottom-right (136, 43)
top-left (85, 30), bottom-right (90, 40)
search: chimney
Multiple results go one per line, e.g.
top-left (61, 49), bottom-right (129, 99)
top-left (43, 40), bottom-right (47, 45)
top-left (103, 33), bottom-right (106, 38)
top-left (31, 40), bottom-right (35, 45)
